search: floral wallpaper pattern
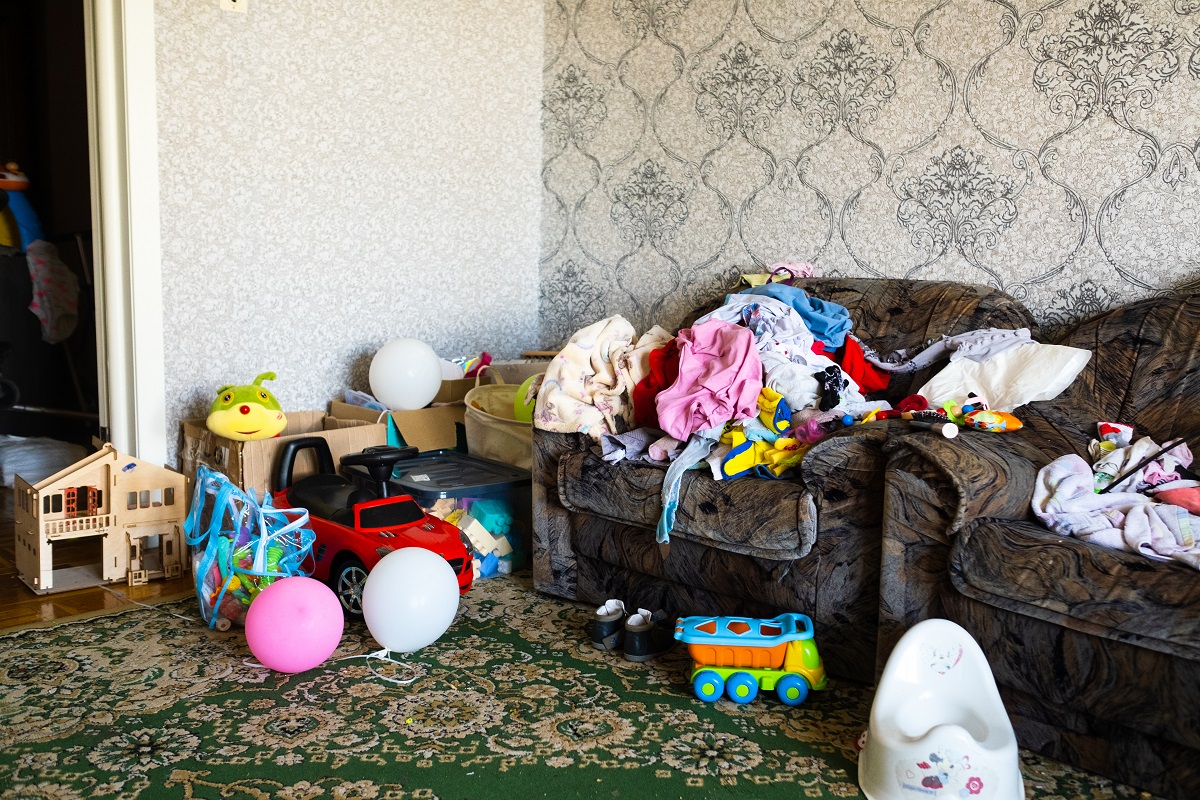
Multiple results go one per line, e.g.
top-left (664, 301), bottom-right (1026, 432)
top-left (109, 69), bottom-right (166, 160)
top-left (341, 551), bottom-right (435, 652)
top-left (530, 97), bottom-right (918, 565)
top-left (539, 0), bottom-right (1200, 342)
top-left (154, 0), bottom-right (542, 465)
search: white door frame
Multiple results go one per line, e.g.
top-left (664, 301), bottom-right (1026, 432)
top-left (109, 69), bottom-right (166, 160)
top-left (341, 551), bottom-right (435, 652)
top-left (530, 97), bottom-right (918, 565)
top-left (84, 0), bottom-right (167, 465)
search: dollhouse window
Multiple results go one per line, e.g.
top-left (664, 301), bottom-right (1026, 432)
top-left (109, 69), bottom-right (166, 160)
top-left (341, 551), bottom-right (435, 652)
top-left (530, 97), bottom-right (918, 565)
top-left (164, 487), bottom-right (175, 506)
top-left (127, 491), bottom-right (137, 510)
top-left (51, 494), bottom-right (62, 513)
top-left (139, 490), bottom-right (150, 508)
top-left (151, 488), bottom-right (162, 507)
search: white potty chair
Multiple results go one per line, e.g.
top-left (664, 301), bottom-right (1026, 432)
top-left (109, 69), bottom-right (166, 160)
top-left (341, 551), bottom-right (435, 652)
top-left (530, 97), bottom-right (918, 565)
top-left (859, 618), bottom-right (1024, 800)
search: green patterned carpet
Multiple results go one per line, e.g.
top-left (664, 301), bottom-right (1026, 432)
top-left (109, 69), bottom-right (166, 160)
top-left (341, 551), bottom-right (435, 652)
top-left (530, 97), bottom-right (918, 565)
top-left (0, 573), bottom-right (1155, 799)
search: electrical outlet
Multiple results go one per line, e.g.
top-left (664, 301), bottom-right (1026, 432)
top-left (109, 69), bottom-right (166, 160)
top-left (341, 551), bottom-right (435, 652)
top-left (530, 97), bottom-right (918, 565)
top-left (220, 0), bottom-right (247, 13)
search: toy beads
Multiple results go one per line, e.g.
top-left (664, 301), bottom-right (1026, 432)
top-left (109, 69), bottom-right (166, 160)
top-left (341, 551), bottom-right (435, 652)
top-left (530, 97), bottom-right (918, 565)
top-left (185, 466), bottom-right (316, 630)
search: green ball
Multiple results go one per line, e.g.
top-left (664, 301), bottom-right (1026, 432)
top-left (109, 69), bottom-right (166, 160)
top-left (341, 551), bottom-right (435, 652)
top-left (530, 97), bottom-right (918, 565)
top-left (513, 374), bottom-right (538, 423)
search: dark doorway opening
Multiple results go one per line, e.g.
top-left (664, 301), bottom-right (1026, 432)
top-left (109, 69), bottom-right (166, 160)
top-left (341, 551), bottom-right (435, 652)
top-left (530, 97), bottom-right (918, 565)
top-left (0, 0), bottom-right (100, 450)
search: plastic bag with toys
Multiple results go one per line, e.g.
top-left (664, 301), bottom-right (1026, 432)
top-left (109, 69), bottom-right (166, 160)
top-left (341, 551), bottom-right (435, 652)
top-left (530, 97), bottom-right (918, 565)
top-left (184, 465), bottom-right (316, 630)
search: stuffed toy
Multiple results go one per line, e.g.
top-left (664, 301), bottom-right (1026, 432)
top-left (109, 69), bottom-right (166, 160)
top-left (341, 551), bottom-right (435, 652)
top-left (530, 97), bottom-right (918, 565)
top-left (206, 372), bottom-right (287, 441)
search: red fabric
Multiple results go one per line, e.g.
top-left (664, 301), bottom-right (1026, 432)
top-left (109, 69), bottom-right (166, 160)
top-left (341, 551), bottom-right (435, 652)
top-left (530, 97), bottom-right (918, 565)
top-left (836, 337), bottom-right (890, 393)
top-left (632, 338), bottom-right (680, 430)
top-left (1153, 487), bottom-right (1200, 514)
top-left (897, 394), bottom-right (928, 412)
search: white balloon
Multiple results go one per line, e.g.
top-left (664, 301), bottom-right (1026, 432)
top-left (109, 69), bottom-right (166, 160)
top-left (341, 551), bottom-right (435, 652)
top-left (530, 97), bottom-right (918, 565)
top-left (369, 338), bottom-right (443, 411)
top-left (361, 547), bottom-right (460, 653)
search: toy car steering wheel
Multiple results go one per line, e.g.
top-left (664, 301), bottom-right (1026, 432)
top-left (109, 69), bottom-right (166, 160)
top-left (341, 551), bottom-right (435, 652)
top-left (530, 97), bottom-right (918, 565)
top-left (340, 445), bottom-right (418, 497)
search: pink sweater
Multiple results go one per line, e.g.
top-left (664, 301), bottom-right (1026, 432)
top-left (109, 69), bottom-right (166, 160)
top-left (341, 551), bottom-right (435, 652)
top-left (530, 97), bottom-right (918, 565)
top-left (655, 319), bottom-right (762, 440)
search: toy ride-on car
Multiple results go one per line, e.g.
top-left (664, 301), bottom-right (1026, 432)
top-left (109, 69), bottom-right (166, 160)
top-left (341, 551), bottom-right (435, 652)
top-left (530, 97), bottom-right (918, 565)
top-left (272, 437), bottom-right (473, 617)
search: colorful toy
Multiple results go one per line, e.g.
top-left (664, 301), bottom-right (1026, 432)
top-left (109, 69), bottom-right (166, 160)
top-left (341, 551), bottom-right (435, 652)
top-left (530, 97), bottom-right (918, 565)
top-left (0, 162), bottom-right (44, 251)
top-left (963, 409), bottom-right (1022, 432)
top-left (272, 438), bottom-right (473, 617)
top-left (674, 613), bottom-right (828, 706)
top-left (206, 372), bottom-right (287, 441)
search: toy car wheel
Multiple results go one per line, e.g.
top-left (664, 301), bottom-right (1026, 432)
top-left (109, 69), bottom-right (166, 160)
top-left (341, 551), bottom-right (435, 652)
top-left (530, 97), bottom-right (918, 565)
top-left (331, 556), bottom-right (368, 617)
top-left (725, 671), bottom-right (759, 704)
top-left (775, 674), bottom-right (810, 707)
top-left (693, 670), bottom-right (725, 702)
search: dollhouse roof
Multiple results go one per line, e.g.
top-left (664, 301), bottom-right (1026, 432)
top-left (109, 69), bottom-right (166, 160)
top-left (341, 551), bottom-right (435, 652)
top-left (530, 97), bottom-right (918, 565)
top-left (30, 443), bottom-right (182, 491)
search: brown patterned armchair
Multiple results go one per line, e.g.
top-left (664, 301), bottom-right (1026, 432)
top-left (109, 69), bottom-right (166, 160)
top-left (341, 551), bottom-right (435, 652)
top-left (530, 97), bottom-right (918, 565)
top-left (880, 294), bottom-right (1200, 799)
top-left (531, 278), bottom-right (1036, 684)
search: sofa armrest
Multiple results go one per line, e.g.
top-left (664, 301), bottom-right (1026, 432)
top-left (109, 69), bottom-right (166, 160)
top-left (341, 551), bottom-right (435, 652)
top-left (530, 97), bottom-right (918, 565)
top-left (874, 430), bottom-right (1052, 679)
top-left (886, 432), bottom-right (1049, 537)
top-left (801, 426), bottom-right (890, 533)
top-left (532, 429), bottom-right (592, 600)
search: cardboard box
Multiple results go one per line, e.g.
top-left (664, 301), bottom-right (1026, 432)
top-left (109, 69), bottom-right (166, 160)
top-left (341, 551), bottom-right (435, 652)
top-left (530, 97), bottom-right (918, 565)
top-left (180, 411), bottom-right (387, 502)
top-left (431, 378), bottom-right (477, 405)
top-left (330, 400), bottom-right (464, 453)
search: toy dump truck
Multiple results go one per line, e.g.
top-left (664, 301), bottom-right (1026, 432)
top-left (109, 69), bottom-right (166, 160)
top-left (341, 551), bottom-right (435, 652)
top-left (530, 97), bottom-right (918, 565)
top-left (674, 612), bottom-right (828, 706)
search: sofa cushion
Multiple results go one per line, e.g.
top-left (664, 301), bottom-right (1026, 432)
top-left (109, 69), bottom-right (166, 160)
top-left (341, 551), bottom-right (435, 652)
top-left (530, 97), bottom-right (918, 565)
top-left (949, 518), bottom-right (1200, 662)
top-left (557, 451), bottom-right (817, 560)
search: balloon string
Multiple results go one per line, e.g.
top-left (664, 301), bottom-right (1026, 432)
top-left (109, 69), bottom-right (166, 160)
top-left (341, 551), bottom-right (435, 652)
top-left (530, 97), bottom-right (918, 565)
top-left (339, 648), bottom-right (420, 685)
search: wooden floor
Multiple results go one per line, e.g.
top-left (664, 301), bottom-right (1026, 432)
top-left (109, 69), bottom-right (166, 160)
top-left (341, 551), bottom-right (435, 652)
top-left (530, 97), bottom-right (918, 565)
top-left (0, 487), bottom-right (192, 629)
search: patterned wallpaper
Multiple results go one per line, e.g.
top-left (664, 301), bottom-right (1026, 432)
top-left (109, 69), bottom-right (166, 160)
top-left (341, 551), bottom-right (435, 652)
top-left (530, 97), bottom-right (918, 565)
top-left (154, 0), bottom-right (543, 465)
top-left (539, 0), bottom-right (1200, 345)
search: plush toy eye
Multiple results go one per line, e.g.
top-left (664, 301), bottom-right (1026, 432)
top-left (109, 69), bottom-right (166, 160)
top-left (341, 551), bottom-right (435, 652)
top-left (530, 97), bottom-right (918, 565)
top-left (259, 391), bottom-right (269, 402)
top-left (222, 392), bottom-right (234, 404)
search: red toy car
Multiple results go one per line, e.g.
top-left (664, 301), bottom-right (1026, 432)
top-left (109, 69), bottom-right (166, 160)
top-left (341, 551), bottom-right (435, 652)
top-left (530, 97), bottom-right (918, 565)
top-left (272, 438), bottom-right (473, 617)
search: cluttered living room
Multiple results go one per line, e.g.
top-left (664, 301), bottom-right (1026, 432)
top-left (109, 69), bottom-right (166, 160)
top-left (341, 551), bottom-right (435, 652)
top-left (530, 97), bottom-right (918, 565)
top-left (2, 1), bottom-right (1197, 799)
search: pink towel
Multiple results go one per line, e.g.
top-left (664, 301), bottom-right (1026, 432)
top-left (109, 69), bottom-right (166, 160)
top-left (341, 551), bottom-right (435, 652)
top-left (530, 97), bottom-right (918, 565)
top-left (655, 320), bottom-right (762, 441)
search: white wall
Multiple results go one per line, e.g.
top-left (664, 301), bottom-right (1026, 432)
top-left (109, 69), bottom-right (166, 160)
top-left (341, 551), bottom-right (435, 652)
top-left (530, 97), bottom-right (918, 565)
top-left (155, 0), bottom-right (543, 465)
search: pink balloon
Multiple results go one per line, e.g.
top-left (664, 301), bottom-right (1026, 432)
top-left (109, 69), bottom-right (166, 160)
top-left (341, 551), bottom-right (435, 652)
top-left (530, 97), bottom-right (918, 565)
top-left (244, 576), bottom-right (344, 673)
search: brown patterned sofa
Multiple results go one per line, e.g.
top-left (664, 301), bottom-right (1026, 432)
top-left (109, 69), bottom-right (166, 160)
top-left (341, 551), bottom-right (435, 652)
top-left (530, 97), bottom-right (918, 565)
top-left (880, 294), bottom-right (1200, 799)
top-left (532, 278), bottom-right (1036, 684)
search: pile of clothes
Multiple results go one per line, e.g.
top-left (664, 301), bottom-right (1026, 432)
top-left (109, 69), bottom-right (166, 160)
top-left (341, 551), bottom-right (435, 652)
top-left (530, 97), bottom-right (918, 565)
top-left (1033, 423), bottom-right (1200, 569)
top-left (533, 276), bottom-right (901, 542)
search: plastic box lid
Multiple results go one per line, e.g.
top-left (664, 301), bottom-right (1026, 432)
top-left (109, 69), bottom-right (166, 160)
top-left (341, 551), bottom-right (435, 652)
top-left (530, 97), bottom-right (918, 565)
top-left (385, 449), bottom-right (531, 502)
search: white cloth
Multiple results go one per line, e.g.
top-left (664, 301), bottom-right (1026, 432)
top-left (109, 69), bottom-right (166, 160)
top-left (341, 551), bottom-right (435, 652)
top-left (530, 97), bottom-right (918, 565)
top-left (1032, 454), bottom-right (1200, 569)
top-left (533, 316), bottom-right (671, 440)
top-left (918, 341), bottom-right (1090, 412)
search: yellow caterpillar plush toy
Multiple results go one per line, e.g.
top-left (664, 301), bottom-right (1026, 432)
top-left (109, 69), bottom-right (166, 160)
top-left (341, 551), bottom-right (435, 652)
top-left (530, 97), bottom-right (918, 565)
top-left (206, 372), bottom-right (287, 441)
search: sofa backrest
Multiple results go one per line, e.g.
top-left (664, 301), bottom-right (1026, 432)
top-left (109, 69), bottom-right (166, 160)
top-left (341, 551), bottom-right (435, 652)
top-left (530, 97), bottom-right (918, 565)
top-left (790, 278), bottom-right (1038, 404)
top-left (1055, 294), bottom-right (1200, 444)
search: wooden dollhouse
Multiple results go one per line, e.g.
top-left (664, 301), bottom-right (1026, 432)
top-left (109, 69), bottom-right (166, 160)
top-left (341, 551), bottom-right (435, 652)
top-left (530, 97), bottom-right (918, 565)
top-left (13, 443), bottom-right (188, 594)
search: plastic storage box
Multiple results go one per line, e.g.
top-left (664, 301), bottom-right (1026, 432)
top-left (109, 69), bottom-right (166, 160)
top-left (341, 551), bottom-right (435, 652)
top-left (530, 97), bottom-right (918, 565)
top-left (384, 450), bottom-right (532, 579)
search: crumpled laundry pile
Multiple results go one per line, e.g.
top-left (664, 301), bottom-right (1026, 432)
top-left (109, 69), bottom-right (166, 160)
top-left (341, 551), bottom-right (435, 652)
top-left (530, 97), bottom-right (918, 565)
top-left (1032, 422), bottom-right (1200, 569)
top-left (532, 267), bottom-right (1084, 544)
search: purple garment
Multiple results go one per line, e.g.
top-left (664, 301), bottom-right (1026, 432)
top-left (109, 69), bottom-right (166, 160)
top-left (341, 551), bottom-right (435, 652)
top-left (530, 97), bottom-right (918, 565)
top-left (655, 320), bottom-right (762, 441)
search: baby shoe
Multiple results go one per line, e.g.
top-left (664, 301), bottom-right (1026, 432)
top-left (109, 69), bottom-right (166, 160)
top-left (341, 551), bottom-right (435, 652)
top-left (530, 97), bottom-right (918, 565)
top-left (591, 599), bottom-right (627, 651)
top-left (623, 608), bottom-right (676, 662)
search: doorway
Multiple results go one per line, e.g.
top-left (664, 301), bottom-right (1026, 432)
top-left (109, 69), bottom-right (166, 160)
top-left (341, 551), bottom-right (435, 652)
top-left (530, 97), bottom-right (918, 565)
top-left (0, 0), bottom-right (100, 450)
